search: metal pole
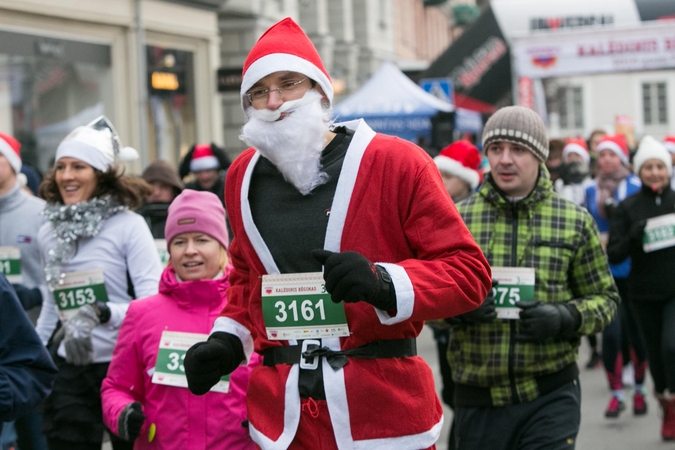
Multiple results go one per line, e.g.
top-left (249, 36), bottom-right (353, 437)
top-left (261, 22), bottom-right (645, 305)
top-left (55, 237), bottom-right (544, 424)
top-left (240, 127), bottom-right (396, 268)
top-left (136, 0), bottom-right (150, 168)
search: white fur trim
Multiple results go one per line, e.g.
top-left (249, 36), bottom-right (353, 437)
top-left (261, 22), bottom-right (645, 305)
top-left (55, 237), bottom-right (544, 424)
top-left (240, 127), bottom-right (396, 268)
top-left (211, 316), bottom-right (255, 364)
top-left (56, 139), bottom-right (113, 172)
top-left (596, 141), bottom-right (628, 164)
top-left (433, 156), bottom-right (480, 189)
top-left (0, 139), bottom-right (21, 174)
top-left (190, 155), bottom-right (219, 172)
top-left (353, 415), bottom-right (444, 450)
top-left (562, 144), bottom-right (590, 163)
top-left (664, 141), bottom-right (675, 155)
top-left (373, 263), bottom-right (414, 325)
top-left (241, 53), bottom-right (333, 109)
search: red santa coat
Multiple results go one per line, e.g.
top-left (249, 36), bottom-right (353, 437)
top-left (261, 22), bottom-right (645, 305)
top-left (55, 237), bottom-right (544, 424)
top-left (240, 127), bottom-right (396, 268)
top-left (214, 119), bottom-right (491, 450)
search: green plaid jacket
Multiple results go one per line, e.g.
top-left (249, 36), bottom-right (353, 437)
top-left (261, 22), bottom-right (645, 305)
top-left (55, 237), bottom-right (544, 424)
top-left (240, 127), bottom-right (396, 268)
top-left (450, 166), bottom-right (619, 406)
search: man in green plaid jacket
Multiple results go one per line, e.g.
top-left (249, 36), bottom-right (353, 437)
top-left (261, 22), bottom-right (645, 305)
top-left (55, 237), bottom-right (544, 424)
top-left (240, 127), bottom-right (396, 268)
top-left (449, 106), bottom-right (619, 450)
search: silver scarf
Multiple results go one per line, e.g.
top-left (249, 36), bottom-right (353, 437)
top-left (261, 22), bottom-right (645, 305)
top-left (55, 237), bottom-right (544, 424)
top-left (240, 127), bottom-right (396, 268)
top-left (42, 195), bottom-right (127, 289)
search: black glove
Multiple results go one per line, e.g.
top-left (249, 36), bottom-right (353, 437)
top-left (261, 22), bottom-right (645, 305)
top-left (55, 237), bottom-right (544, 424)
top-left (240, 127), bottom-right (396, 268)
top-left (629, 220), bottom-right (647, 242)
top-left (91, 301), bottom-right (111, 324)
top-left (117, 401), bottom-right (146, 442)
top-left (516, 301), bottom-right (580, 342)
top-left (453, 280), bottom-right (498, 324)
top-left (184, 332), bottom-right (244, 395)
top-left (11, 284), bottom-right (42, 310)
top-left (312, 249), bottom-right (396, 311)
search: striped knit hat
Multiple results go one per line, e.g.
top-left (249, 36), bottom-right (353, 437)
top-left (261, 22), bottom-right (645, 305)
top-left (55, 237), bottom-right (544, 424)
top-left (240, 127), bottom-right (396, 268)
top-left (482, 106), bottom-right (548, 162)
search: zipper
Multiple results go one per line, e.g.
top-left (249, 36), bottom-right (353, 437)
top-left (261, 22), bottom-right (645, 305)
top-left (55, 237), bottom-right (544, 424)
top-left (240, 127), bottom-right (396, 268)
top-left (509, 202), bottom-right (519, 404)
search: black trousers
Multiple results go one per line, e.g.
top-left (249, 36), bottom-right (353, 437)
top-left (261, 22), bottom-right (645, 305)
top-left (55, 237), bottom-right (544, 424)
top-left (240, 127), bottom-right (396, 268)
top-left (454, 379), bottom-right (581, 450)
top-left (632, 297), bottom-right (675, 394)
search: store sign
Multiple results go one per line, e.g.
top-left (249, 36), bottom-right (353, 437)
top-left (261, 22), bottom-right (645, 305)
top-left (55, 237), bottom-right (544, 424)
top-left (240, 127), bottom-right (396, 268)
top-left (512, 22), bottom-right (675, 79)
top-left (530, 15), bottom-right (614, 31)
top-left (148, 71), bottom-right (185, 94)
top-left (35, 38), bottom-right (65, 58)
top-left (217, 68), bottom-right (242, 92)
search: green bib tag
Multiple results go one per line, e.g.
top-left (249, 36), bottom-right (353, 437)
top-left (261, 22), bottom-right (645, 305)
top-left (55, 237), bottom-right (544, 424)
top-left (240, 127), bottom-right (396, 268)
top-left (152, 331), bottom-right (229, 393)
top-left (0, 246), bottom-right (22, 283)
top-left (53, 269), bottom-right (109, 321)
top-left (491, 267), bottom-right (536, 319)
top-left (261, 272), bottom-right (350, 340)
top-left (643, 213), bottom-right (675, 253)
top-left (154, 239), bottom-right (170, 266)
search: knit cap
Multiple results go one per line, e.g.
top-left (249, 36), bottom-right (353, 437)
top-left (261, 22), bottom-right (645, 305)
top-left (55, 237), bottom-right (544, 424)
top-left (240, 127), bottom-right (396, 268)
top-left (434, 140), bottom-right (482, 189)
top-left (241, 17), bottom-right (333, 109)
top-left (562, 137), bottom-right (590, 164)
top-left (142, 160), bottom-right (184, 193)
top-left (55, 116), bottom-right (139, 172)
top-left (165, 190), bottom-right (228, 249)
top-left (633, 135), bottom-right (672, 178)
top-left (596, 134), bottom-right (629, 164)
top-left (482, 106), bottom-right (548, 162)
top-left (0, 132), bottom-right (21, 174)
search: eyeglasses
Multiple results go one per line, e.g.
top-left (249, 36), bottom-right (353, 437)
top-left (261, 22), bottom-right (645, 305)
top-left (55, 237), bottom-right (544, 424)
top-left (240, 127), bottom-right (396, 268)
top-left (245, 78), bottom-right (309, 105)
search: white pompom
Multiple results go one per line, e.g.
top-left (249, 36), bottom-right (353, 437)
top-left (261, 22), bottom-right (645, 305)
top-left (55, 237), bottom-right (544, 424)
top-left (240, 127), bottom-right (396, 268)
top-left (118, 146), bottom-right (139, 162)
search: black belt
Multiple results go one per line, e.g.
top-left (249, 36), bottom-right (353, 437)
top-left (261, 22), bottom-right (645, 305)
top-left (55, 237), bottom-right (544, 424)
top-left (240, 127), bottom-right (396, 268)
top-left (263, 338), bottom-right (417, 371)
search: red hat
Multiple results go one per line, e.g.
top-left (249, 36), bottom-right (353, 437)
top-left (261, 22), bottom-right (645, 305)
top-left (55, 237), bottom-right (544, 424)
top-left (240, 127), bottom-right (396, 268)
top-left (433, 140), bottom-right (482, 189)
top-left (596, 134), bottom-right (629, 164)
top-left (240, 17), bottom-right (333, 109)
top-left (562, 137), bottom-right (589, 163)
top-left (663, 135), bottom-right (675, 155)
top-left (0, 132), bottom-right (21, 174)
top-left (189, 144), bottom-right (219, 172)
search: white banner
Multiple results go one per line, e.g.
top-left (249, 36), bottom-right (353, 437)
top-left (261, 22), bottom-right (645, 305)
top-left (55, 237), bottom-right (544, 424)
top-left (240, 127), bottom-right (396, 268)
top-left (512, 22), bottom-right (675, 79)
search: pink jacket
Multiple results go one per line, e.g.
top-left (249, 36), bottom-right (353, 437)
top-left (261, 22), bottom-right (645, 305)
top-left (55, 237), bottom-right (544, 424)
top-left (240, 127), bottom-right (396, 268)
top-left (101, 266), bottom-right (259, 449)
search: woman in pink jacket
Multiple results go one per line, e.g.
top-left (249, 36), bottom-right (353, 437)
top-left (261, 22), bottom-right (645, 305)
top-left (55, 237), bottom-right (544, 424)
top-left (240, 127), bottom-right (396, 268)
top-left (101, 189), bottom-right (259, 449)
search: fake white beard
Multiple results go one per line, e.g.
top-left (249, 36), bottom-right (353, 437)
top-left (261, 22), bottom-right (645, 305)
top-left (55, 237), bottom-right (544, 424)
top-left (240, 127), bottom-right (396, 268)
top-left (239, 90), bottom-right (332, 195)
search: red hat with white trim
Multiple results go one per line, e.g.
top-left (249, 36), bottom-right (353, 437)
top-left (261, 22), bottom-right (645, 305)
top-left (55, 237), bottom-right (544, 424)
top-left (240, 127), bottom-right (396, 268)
top-left (0, 132), bottom-right (21, 174)
top-left (189, 144), bottom-right (220, 172)
top-left (663, 135), bottom-right (675, 155)
top-left (562, 137), bottom-right (589, 164)
top-left (596, 134), bottom-right (629, 164)
top-left (240, 17), bottom-right (333, 109)
top-left (434, 140), bottom-right (482, 189)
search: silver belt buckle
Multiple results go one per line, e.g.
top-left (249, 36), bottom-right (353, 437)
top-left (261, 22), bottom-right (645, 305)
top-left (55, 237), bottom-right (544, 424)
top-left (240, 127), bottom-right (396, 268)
top-left (300, 339), bottom-right (321, 370)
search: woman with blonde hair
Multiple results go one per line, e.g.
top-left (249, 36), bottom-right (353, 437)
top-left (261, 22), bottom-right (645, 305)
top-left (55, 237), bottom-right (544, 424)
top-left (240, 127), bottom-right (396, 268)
top-left (102, 189), bottom-right (259, 449)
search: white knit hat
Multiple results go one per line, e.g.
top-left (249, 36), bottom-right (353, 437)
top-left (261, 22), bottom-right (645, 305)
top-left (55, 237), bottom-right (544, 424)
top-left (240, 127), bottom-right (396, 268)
top-left (55, 116), bottom-right (139, 172)
top-left (633, 135), bottom-right (672, 177)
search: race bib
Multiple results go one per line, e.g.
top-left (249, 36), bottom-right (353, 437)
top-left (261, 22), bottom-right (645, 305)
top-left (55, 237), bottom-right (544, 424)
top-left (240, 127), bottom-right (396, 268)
top-left (152, 330), bottom-right (229, 393)
top-left (261, 272), bottom-right (350, 340)
top-left (643, 213), bottom-right (675, 253)
top-left (0, 246), bottom-right (22, 283)
top-left (53, 269), bottom-right (109, 321)
top-left (154, 239), bottom-right (170, 266)
top-left (491, 267), bottom-right (536, 319)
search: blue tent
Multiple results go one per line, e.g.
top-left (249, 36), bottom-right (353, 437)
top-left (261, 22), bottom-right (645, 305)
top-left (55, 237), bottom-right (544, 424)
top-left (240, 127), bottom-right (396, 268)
top-left (333, 61), bottom-right (453, 142)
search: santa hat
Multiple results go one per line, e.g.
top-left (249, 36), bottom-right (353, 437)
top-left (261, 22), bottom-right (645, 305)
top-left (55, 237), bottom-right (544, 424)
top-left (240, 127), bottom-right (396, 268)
top-left (433, 140), bottom-right (482, 189)
top-left (633, 135), bottom-right (672, 177)
top-left (55, 116), bottom-right (139, 172)
top-left (190, 144), bottom-right (220, 172)
top-left (0, 132), bottom-right (21, 174)
top-left (663, 135), bottom-right (675, 155)
top-left (596, 134), bottom-right (629, 164)
top-left (562, 137), bottom-right (590, 164)
top-left (240, 17), bottom-right (333, 109)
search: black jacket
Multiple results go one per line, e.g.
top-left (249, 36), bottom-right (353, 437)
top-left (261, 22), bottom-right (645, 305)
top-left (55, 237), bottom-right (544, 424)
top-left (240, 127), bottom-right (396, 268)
top-left (608, 184), bottom-right (675, 301)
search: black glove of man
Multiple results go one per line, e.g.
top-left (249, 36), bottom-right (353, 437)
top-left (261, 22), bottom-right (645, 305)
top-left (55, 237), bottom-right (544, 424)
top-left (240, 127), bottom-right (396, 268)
top-left (453, 280), bottom-right (498, 324)
top-left (117, 401), bottom-right (146, 442)
top-left (11, 284), bottom-right (42, 310)
top-left (516, 301), bottom-right (580, 342)
top-left (184, 332), bottom-right (244, 395)
top-left (312, 250), bottom-right (396, 311)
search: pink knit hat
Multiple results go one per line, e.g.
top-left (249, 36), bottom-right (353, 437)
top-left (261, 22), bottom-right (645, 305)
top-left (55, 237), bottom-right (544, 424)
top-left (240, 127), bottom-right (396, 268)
top-left (165, 190), bottom-right (228, 250)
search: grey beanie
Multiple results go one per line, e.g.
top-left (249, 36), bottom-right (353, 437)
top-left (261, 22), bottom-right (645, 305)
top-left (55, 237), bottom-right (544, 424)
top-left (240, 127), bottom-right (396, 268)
top-left (482, 106), bottom-right (549, 162)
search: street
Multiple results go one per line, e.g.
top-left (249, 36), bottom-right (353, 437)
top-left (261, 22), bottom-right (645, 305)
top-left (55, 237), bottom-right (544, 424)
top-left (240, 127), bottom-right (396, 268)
top-left (417, 326), bottom-right (669, 450)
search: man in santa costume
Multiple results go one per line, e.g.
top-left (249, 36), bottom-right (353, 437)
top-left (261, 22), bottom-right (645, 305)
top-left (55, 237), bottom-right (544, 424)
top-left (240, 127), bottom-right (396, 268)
top-left (184, 17), bottom-right (491, 450)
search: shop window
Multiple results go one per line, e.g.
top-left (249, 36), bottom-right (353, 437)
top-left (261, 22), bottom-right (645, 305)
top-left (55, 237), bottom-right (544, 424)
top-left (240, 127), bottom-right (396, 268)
top-left (558, 86), bottom-right (583, 130)
top-left (642, 82), bottom-right (668, 125)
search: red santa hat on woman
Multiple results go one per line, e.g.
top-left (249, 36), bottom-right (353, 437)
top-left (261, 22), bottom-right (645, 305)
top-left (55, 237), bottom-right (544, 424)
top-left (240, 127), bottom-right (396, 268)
top-left (240, 17), bottom-right (333, 110)
top-left (663, 135), bottom-right (675, 155)
top-left (0, 132), bottom-right (21, 174)
top-left (596, 134), bottom-right (629, 164)
top-left (433, 140), bottom-right (482, 189)
top-left (562, 137), bottom-right (589, 164)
